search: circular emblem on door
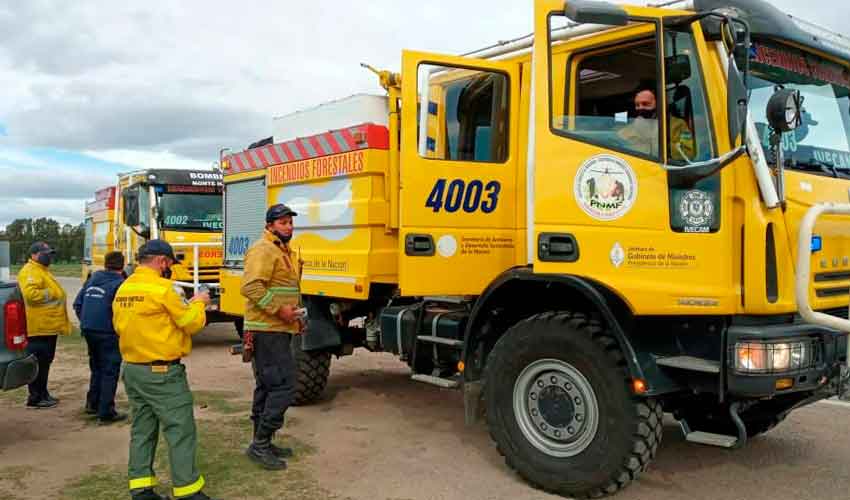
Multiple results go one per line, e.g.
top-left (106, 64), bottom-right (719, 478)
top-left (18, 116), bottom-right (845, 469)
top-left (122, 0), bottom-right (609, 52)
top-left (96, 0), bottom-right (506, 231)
top-left (574, 155), bottom-right (637, 221)
top-left (679, 190), bottom-right (714, 232)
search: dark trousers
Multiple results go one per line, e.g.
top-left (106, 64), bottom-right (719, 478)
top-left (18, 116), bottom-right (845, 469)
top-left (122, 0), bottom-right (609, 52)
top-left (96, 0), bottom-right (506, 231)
top-left (250, 332), bottom-right (295, 437)
top-left (26, 335), bottom-right (57, 403)
top-left (83, 330), bottom-right (122, 417)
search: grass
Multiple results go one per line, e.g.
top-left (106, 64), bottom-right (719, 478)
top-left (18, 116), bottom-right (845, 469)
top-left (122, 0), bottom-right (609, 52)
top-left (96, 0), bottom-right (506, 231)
top-left (0, 385), bottom-right (28, 404)
top-left (194, 390), bottom-right (248, 415)
top-left (0, 328), bottom-right (90, 407)
top-left (10, 262), bottom-right (82, 278)
top-left (63, 396), bottom-right (340, 500)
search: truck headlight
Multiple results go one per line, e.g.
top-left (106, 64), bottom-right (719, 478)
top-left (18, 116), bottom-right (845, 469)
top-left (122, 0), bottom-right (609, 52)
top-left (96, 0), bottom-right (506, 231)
top-left (734, 341), bottom-right (811, 373)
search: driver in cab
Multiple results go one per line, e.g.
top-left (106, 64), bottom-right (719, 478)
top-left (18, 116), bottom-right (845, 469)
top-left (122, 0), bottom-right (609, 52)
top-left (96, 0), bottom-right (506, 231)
top-left (618, 86), bottom-right (695, 161)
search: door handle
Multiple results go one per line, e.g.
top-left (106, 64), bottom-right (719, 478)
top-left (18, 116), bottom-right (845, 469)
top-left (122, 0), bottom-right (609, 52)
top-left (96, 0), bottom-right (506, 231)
top-left (405, 234), bottom-right (435, 256)
top-left (538, 233), bottom-right (579, 262)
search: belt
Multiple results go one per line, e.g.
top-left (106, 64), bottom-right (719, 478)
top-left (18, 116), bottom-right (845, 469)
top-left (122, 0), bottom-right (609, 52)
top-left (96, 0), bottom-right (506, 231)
top-left (127, 359), bottom-right (182, 366)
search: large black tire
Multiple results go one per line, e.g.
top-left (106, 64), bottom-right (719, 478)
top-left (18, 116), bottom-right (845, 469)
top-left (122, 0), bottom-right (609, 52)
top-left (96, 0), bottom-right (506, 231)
top-left (484, 312), bottom-right (663, 499)
top-left (291, 334), bottom-right (332, 406)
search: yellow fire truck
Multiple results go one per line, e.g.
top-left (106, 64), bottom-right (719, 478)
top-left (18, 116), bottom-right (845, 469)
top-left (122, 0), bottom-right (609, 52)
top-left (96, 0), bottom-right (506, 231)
top-left (82, 186), bottom-right (118, 273)
top-left (83, 169), bottom-right (236, 327)
top-left (220, 0), bottom-right (850, 496)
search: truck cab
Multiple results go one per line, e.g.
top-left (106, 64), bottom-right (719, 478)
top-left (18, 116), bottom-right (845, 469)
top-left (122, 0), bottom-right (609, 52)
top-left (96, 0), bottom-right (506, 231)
top-left (88, 169), bottom-right (236, 328)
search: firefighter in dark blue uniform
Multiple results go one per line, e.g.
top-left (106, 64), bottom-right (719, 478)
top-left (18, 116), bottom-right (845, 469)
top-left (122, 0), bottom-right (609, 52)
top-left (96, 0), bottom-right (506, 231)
top-left (73, 251), bottom-right (127, 424)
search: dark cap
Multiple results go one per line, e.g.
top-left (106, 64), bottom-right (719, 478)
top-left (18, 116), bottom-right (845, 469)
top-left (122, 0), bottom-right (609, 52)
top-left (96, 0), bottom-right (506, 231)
top-left (137, 240), bottom-right (177, 261)
top-left (29, 241), bottom-right (56, 255)
top-left (104, 251), bottom-right (125, 271)
top-left (266, 203), bottom-right (298, 223)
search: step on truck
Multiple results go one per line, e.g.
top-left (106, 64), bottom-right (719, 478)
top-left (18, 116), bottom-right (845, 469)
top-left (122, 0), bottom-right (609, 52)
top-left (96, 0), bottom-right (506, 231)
top-left (83, 170), bottom-right (238, 330)
top-left (220, 0), bottom-right (850, 496)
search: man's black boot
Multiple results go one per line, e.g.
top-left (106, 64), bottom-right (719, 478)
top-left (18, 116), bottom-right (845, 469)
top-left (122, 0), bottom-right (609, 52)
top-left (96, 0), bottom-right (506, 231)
top-left (246, 428), bottom-right (287, 470)
top-left (251, 420), bottom-right (291, 459)
top-left (269, 432), bottom-right (293, 459)
top-left (130, 488), bottom-right (169, 500)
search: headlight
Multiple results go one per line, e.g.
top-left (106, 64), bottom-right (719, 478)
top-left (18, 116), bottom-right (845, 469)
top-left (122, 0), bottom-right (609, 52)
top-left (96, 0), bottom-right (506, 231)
top-left (734, 341), bottom-right (812, 373)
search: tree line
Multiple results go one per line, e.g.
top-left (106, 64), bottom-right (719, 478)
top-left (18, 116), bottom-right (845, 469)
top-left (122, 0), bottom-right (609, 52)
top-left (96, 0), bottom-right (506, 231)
top-left (0, 218), bottom-right (85, 265)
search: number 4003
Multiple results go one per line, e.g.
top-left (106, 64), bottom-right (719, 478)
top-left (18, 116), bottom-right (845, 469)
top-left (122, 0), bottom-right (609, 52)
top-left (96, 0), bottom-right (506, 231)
top-left (425, 179), bottom-right (501, 213)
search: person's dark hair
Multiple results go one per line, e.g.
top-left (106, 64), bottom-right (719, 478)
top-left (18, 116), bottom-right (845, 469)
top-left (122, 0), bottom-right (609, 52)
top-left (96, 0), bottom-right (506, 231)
top-left (635, 80), bottom-right (657, 98)
top-left (104, 251), bottom-right (125, 271)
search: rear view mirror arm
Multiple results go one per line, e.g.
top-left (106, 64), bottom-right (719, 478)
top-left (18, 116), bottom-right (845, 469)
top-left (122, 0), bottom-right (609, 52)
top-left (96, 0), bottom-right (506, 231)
top-left (660, 144), bottom-right (747, 183)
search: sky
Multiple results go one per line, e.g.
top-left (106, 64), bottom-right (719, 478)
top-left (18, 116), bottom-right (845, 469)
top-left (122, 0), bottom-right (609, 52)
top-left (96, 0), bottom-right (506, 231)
top-left (1, 0), bottom-right (848, 229)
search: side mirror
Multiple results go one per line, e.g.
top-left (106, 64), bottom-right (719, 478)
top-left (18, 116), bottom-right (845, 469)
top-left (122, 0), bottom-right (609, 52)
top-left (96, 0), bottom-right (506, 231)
top-left (766, 88), bottom-right (802, 133)
top-left (665, 54), bottom-right (692, 85)
top-left (726, 53), bottom-right (748, 148)
top-left (123, 188), bottom-right (139, 227)
top-left (564, 0), bottom-right (628, 26)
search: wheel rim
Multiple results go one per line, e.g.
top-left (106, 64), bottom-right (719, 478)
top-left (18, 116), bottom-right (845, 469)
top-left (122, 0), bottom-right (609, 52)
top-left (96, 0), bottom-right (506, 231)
top-left (513, 358), bottom-right (599, 458)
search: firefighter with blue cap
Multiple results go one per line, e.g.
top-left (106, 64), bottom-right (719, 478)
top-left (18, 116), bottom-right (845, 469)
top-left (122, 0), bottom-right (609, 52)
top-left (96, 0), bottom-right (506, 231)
top-left (240, 203), bottom-right (304, 471)
top-left (113, 239), bottom-right (220, 500)
top-left (17, 241), bottom-right (71, 409)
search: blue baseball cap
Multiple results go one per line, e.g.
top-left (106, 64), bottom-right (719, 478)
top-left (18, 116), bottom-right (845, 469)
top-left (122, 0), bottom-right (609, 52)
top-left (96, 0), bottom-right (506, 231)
top-left (266, 203), bottom-right (298, 223)
top-left (29, 241), bottom-right (56, 255)
top-left (137, 239), bottom-right (177, 261)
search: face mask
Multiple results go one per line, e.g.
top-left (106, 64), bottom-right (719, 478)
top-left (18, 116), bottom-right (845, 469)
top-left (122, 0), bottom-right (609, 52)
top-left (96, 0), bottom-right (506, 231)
top-left (158, 257), bottom-right (173, 279)
top-left (36, 253), bottom-right (52, 266)
top-left (273, 230), bottom-right (292, 244)
top-left (635, 109), bottom-right (657, 120)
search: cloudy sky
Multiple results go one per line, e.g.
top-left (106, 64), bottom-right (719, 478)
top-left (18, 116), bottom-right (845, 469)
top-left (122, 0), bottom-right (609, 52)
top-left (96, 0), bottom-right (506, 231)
top-left (1, 0), bottom-right (847, 229)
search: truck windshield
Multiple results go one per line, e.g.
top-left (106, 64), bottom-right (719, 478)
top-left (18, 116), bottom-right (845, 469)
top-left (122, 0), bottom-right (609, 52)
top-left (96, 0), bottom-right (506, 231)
top-left (158, 193), bottom-right (223, 231)
top-left (748, 40), bottom-right (850, 175)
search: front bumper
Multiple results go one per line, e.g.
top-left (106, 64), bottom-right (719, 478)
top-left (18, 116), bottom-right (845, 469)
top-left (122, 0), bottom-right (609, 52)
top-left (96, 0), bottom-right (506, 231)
top-left (726, 323), bottom-right (846, 398)
top-left (1, 353), bottom-right (38, 391)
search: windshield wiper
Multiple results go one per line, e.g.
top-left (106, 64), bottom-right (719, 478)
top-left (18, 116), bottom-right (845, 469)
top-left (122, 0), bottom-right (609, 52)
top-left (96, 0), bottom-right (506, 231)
top-left (792, 158), bottom-right (850, 179)
top-left (164, 225), bottom-right (221, 232)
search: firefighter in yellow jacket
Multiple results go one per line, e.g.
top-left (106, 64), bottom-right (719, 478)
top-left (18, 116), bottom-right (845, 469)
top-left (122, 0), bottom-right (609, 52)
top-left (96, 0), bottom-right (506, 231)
top-left (112, 240), bottom-right (219, 500)
top-left (17, 241), bottom-right (71, 409)
top-left (618, 87), bottom-right (696, 160)
top-left (240, 203), bottom-right (304, 471)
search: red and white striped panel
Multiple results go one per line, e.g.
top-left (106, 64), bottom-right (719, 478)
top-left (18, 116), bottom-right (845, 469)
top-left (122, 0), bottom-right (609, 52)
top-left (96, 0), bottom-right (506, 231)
top-left (223, 122), bottom-right (389, 174)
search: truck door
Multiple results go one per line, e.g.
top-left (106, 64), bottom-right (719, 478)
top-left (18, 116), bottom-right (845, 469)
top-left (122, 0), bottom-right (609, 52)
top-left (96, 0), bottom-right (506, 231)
top-left (399, 51), bottom-right (520, 296)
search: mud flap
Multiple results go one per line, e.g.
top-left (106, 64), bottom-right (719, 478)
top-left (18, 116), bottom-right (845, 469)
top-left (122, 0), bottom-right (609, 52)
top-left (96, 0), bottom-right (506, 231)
top-left (301, 296), bottom-right (342, 351)
top-left (463, 380), bottom-right (483, 426)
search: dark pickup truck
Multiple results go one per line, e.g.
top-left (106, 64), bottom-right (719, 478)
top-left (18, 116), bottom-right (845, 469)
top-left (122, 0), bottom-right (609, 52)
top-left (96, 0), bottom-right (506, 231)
top-left (0, 281), bottom-right (37, 390)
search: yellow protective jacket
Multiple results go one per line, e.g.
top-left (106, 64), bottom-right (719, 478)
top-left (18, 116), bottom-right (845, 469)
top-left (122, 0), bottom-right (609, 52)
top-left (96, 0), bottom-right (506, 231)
top-left (17, 259), bottom-right (71, 337)
top-left (617, 116), bottom-right (695, 160)
top-left (112, 267), bottom-right (207, 363)
top-left (240, 230), bottom-right (301, 334)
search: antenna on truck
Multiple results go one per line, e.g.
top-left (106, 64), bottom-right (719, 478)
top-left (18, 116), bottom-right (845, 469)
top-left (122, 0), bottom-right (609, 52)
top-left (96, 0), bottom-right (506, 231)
top-left (361, 62), bottom-right (400, 90)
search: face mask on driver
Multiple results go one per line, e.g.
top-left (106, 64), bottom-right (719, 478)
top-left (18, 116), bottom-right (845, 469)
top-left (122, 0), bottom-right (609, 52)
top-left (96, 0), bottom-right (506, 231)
top-left (635, 108), bottom-right (657, 120)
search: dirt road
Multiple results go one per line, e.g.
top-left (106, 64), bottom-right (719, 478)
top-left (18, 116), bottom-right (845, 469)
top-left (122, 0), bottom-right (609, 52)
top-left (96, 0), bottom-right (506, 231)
top-left (0, 278), bottom-right (847, 499)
